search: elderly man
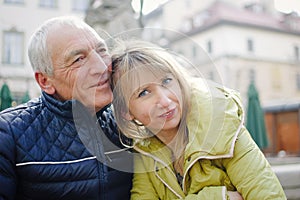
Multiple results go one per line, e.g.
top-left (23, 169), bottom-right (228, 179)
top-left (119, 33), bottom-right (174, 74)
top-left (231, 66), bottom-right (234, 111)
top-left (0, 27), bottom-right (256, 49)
top-left (0, 16), bottom-right (132, 200)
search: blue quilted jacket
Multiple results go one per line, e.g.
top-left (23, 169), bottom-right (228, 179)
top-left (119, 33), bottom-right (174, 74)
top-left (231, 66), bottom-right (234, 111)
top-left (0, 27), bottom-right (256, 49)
top-left (0, 92), bottom-right (133, 200)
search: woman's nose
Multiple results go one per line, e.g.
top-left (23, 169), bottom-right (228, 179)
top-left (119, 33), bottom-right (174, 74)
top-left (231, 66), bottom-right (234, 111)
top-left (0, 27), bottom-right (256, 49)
top-left (156, 88), bottom-right (172, 108)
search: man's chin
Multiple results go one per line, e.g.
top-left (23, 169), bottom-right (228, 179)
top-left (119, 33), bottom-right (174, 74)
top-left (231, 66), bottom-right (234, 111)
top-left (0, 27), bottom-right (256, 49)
top-left (75, 90), bottom-right (113, 113)
top-left (94, 93), bottom-right (113, 111)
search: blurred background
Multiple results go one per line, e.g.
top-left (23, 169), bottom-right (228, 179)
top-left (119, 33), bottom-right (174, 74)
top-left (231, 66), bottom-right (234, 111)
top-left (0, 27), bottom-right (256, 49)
top-left (1, 0), bottom-right (300, 153)
top-left (1, 0), bottom-right (300, 156)
top-left (0, 0), bottom-right (300, 198)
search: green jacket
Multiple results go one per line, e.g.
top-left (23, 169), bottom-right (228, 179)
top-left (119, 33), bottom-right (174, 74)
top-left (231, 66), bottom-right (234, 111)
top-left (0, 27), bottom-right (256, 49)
top-left (131, 79), bottom-right (286, 200)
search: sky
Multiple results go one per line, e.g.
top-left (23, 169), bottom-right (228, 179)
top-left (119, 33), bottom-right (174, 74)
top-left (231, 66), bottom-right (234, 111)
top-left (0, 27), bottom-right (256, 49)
top-left (131, 0), bottom-right (169, 14)
top-left (274, 0), bottom-right (300, 14)
top-left (131, 0), bottom-right (300, 15)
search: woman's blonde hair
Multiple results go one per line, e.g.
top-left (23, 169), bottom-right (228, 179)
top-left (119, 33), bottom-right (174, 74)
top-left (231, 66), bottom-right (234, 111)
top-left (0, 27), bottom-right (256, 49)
top-left (111, 39), bottom-right (191, 158)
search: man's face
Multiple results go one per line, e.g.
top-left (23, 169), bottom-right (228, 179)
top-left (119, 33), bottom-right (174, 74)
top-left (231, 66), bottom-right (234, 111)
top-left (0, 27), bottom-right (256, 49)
top-left (46, 24), bottom-right (113, 112)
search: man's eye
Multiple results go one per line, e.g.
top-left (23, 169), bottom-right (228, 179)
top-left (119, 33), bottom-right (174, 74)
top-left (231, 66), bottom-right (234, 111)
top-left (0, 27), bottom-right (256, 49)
top-left (138, 89), bottom-right (149, 98)
top-left (97, 48), bottom-right (108, 54)
top-left (73, 56), bottom-right (84, 64)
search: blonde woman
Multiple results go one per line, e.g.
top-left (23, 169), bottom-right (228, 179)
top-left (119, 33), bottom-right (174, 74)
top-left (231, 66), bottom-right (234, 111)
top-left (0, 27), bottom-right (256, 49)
top-left (110, 40), bottom-right (286, 200)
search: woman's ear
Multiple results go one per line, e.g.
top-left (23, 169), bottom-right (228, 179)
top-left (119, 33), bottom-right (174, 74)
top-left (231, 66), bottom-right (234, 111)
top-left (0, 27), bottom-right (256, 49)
top-left (122, 111), bottom-right (134, 121)
top-left (122, 111), bottom-right (144, 126)
top-left (35, 72), bottom-right (55, 95)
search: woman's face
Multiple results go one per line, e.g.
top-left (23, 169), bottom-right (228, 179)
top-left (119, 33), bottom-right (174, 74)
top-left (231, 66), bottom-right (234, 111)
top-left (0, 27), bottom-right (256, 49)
top-left (126, 69), bottom-right (182, 136)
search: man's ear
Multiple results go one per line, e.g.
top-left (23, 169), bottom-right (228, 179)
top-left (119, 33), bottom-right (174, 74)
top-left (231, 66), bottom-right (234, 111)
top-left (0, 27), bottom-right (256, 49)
top-left (35, 72), bottom-right (55, 95)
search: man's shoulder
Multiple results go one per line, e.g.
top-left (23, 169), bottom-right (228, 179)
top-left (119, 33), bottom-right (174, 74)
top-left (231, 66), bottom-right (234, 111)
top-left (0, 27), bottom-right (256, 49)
top-left (0, 97), bottom-right (42, 122)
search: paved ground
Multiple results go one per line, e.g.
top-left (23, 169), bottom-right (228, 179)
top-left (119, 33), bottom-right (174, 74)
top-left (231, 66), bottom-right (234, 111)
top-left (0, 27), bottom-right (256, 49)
top-left (267, 156), bottom-right (300, 200)
top-left (267, 156), bottom-right (300, 166)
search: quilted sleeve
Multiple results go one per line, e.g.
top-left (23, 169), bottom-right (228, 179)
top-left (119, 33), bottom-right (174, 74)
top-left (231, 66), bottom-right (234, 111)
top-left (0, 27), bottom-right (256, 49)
top-left (223, 127), bottom-right (286, 199)
top-left (0, 112), bottom-right (17, 200)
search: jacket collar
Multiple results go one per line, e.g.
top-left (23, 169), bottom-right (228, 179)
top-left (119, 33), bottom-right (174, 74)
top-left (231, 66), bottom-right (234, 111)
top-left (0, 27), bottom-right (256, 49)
top-left (41, 91), bottom-right (111, 120)
top-left (185, 79), bottom-right (244, 159)
top-left (41, 91), bottom-right (76, 119)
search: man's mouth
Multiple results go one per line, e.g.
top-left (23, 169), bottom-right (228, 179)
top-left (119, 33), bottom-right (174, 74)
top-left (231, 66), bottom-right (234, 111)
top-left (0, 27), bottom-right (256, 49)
top-left (97, 79), bottom-right (108, 86)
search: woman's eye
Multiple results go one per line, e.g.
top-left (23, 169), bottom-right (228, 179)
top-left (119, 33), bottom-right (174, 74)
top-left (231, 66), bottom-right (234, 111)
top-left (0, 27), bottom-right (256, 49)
top-left (162, 77), bottom-right (172, 85)
top-left (138, 89), bottom-right (149, 98)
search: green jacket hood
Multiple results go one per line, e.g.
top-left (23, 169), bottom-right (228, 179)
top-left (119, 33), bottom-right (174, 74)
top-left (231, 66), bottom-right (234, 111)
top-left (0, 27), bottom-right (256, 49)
top-left (185, 78), bottom-right (244, 159)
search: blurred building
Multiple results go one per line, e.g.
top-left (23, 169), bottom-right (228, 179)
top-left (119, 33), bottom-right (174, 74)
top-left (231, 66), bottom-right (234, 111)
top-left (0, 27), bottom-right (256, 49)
top-left (141, 0), bottom-right (300, 156)
top-left (141, 0), bottom-right (300, 108)
top-left (85, 0), bottom-right (300, 156)
top-left (85, 0), bottom-right (140, 37)
top-left (0, 0), bottom-right (89, 103)
top-left (1, 0), bottom-right (299, 113)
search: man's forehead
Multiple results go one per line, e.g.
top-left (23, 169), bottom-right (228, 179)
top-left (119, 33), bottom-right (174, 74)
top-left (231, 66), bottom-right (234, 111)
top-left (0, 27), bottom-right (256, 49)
top-left (49, 23), bottom-right (102, 40)
top-left (57, 30), bottom-right (105, 52)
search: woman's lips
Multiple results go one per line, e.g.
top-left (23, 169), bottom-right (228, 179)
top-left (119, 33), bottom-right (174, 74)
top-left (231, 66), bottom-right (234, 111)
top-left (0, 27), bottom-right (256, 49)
top-left (159, 108), bottom-right (176, 120)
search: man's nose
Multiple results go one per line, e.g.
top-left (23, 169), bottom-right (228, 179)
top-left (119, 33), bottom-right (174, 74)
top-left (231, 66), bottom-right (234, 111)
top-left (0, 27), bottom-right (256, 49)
top-left (88, 50), bottom-right (108, 74)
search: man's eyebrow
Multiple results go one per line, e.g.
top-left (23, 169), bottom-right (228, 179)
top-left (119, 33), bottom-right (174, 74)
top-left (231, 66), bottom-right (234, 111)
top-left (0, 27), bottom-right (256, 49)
top-left (70, 49), bottom-right (84, 56)
top-left (64, 42), bottom-right (107, 63)
top-left (96, 42), bottom-right (107, 49)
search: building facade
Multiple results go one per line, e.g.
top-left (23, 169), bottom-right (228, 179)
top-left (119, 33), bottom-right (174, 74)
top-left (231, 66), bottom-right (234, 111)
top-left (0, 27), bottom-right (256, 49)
top-left (139, 0), bottom-right (300, 156)
top-left (142, 0), bottom-right (300, 108)
top-left (2, 0), bottom-right (300, 111)
top-left (0, 0), bottom-right (89, 103)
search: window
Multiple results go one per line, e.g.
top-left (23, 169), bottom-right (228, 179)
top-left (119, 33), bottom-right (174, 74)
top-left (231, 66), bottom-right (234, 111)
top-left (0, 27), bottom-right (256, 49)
top-left (3, 31), bottom-right (24, 65)
top-left (72, 0), bottom-right (89, 11)
top-left (208, 71), bottom-right (214, 81)
top-left (247, 39), bottom-right (254, 52)
top-left (271, 68), bottom-right (281, 90)
top-left (39, 0), bottom-right (57, 8)
top-left (192, 44), bottom-right (197, 57)
top-left (4, 0), bottom-right (24, 4)
top-left (297, 73), bottom-right (300, 91)
top-left (185, 0), bottom-right (191, 8)
top-left (207, 40), bottom-right (212, 54)
top-left (294, 45), bottom-right (299, 61)
top-left (181, 19), bottom-right (192, 32)
top-left (249, 68), bottom-right (256, 83)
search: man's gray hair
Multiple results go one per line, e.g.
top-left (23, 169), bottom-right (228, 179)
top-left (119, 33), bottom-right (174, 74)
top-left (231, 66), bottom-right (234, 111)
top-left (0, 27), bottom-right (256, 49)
top-left (28, 16), bottom-right (95, 75)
